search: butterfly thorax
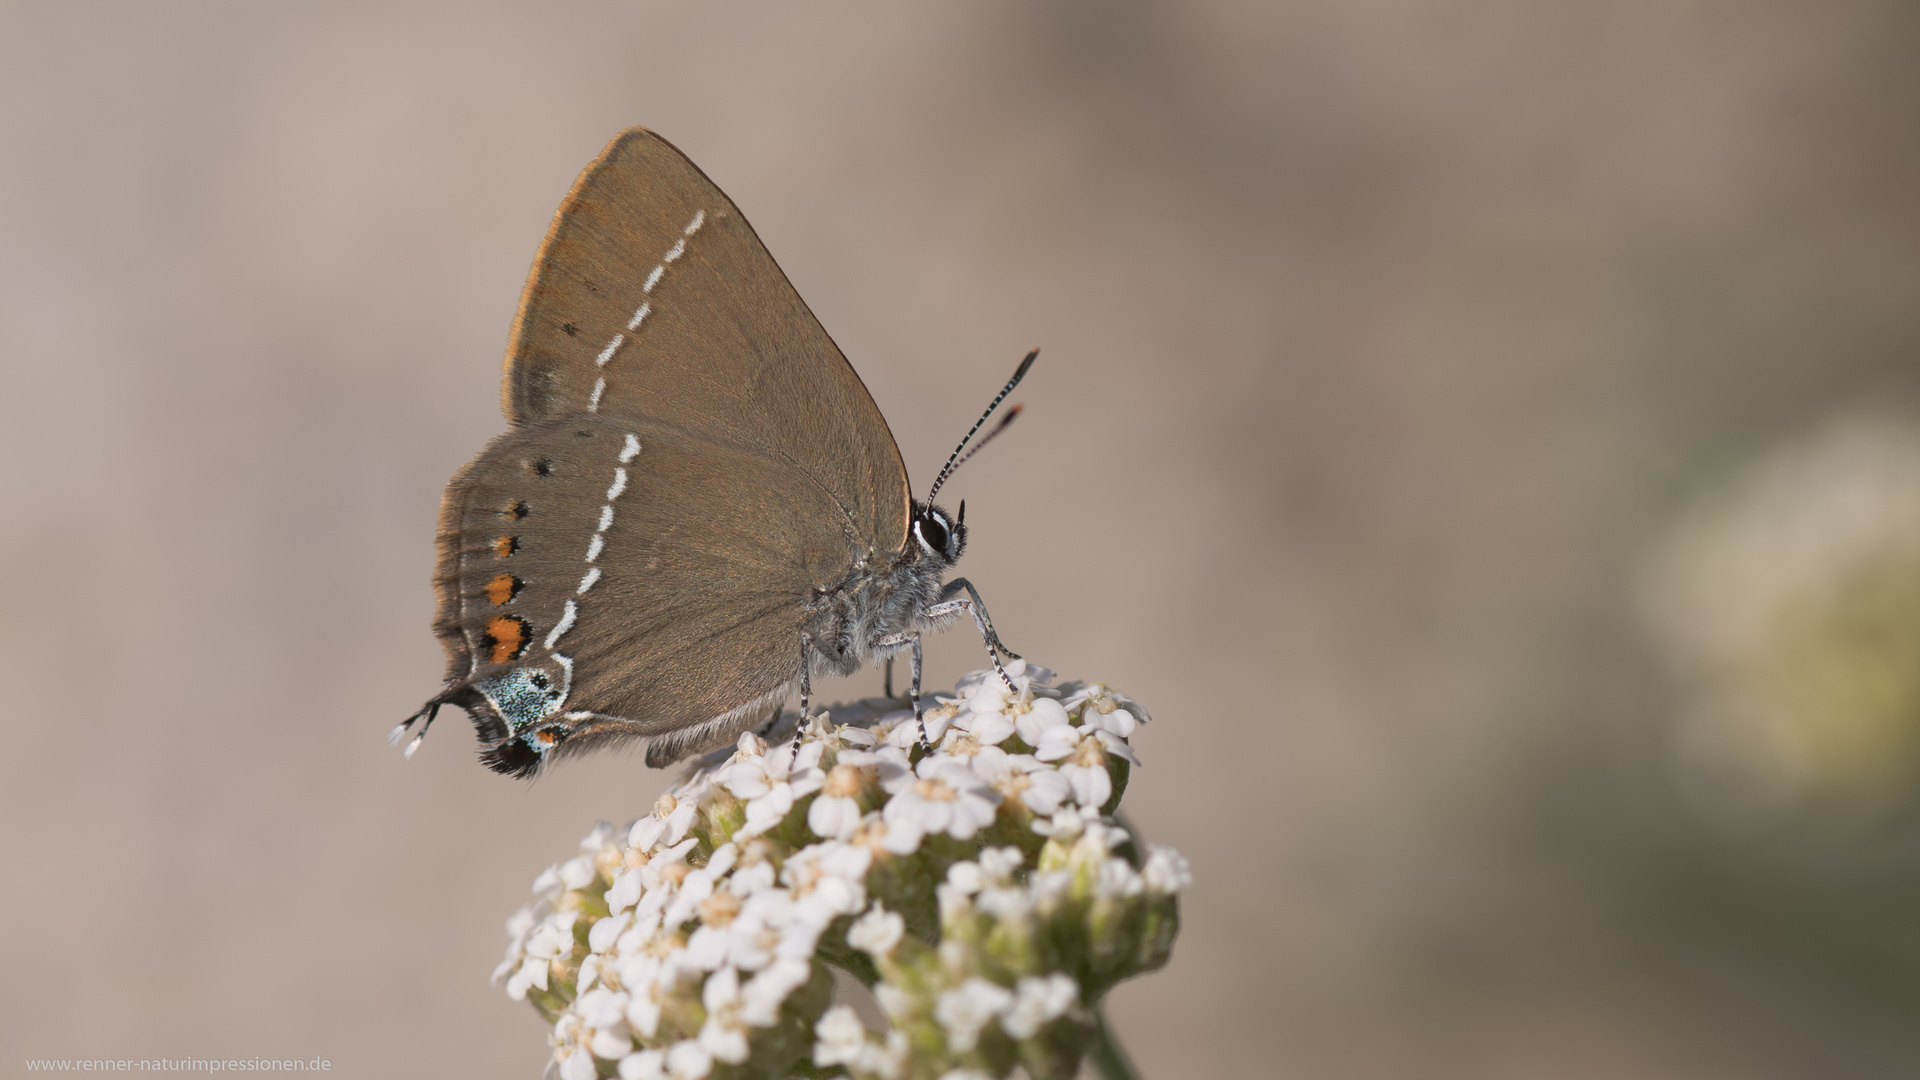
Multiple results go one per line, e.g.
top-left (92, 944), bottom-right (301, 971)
top-left (803, 499), bottom-right (965, 677)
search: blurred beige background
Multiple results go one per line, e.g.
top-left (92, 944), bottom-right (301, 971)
top-left (6, 1), bottom-right (1920, 1077)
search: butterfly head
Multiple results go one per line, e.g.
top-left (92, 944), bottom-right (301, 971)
top-left (910, 500), bottom-right (966, 566)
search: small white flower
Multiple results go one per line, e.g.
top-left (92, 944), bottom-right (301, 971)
top-left (1031, 804), bottom-right (1087, 839)
top-left (1079, 819), bottom-right (1134, 860)
top-left (972, 751), bottom-right (1074, 815)
top-left (1001, 973), bottom-right (1078, 1038)
top-left (964, 678), bottom-right (1016, 723)
top-left (495, 901), bottom-right (550, 986)
top-left (630, 791), bottom-right (699, 852)
top-left (874, 814), bottom-right (926, 856)
top-left (811, 1001), bottom-right (909, 1079)
top-left (642, 838), bottom-right (700, 891)
top-left (505, 957), bottom-right (543, 1001)
top-left (934, 977), bottom-right (1013, 1052)
top-left (1013, 697), bottom-right (1071, 746)
top-left (847, 902), bottom-right (905, 958)
top-left (492, 954), bottom-right (520, 987)
top-left (956, 657), bottom-right (1052, 695)
top-left (865, 710), bottom-right (915, 748)
top-left (948, 738), bottom-right (1007, 778)
top-left (863, 1030), bottom-right (909, 1080)
top-left (1062, 681), bottom-right (1150, 727)
top-left (838, 743), bottom-right (913, 782)
top-left (741, 958), bottom-right (812, 1025)
top-left (525, 912), bottom-right (577, 965)
top-left (978, 846), bottom-right (1023, 883)
top-left (506, 904), bottom-right (540, 942)
top-left (723, 894), bottom-right (790, 972)
top-left (881, 706), bottom-right (959, 748)
top-left (946, 860), bottom-right (985, 896)
top-left (557, 1047), bottom-right (597, 1080)
top-left (835, 723), bottom-right (878, 747)
top-left (664, 1038), bottom-right (713, 1080)
top-left (697, 967), bottom-right (750, 1064)
top-left (808, 763), bottom-right (868, 839)
top-left (605, 867), bottom-right (644, 914)
top-left (723, 739), bottom-right (827, 836)
top-left (813, 1004), bottom-right (868, 1068)
top-left (882, 758), bottom-right (1001, 841)
top-left (617, 906), bottom-right (665, 957)
top-left (1082, 702), bottom-right (1138, 738)
top-left (1094, 857), bottom-right (1143, 899)
top-left (1142, 844), bottom-right (1193, 894)
top-left (1034, 726), bottom-right (1137, 809)
top-left (624, 982), bottom-right (665, 1039)
top-left (679, 924), bottom-right (731, 971)
top-left (703, 842), bottom-right (740, 878)
top-left (727, 845), bottom-right (778, 898)
top-left (936, 1071), bottom-right (996, 1080)
top-left (590, 1021), bottom-right (635, 1060)
top-left (590, 912), bottom-right (631, 954)
top-left (953, 708), bottom-right (1016, 745)
top-left (938, 881), bottom-right (976, 924)
top-left (782, 840), bottom-right (872, 922)
top-left (576, 986), bottom-right (627, 1027)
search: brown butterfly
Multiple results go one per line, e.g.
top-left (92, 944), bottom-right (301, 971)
top-left (394, 128), bottom-right (1029, 776)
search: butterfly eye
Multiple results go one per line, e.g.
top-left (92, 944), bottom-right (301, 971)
top-left (915, 512), bottom-right (951, 558)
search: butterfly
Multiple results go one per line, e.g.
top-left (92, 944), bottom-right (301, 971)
top-left (394, 127), bottom-right (1029, 776)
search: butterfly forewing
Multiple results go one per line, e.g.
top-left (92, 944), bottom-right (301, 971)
top-left (502, 127), bottom-right (908, 549)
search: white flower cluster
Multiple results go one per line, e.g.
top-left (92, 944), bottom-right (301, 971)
top-left (492, 662), bottom-right (1187, 1080)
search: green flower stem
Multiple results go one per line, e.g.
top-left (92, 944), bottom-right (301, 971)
top-left (1088, 1004), bottom-right (1142, 1080)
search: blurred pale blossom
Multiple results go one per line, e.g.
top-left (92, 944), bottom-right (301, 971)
top-left (1645, 414), bottom-right (1920, 826)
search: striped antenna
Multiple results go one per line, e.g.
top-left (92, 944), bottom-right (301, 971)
top-left (925, 349), bottom-right (1038, 505)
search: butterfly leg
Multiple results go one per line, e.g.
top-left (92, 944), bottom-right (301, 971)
top-left (874, 631), bottom-right (931, 752)
top-left (905, 633), bottom-right (927, 751)
top-left (930, 577), bottom-right (1020, 691)
top-left (797, 632), bottom-right (816, 723)
top-left (781, 633), bottom-right (819, 766)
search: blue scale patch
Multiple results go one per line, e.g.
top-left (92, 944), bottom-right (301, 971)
top-left (478, 667), bottom-right (565, 735)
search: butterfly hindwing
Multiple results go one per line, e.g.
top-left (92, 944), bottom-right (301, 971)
top-left (431, 413), bottom-right (854, 766)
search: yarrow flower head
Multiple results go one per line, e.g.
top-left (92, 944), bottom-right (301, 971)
top-left (492, 662), bottom-right (1186, 1080)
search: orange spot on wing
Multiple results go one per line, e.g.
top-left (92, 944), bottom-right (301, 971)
top-left (483, 615), bottom-right (529, 663)
top-left (494, 535), bottom-right (519, 558)
top-left (485, 573), bottom-right (521, 605)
